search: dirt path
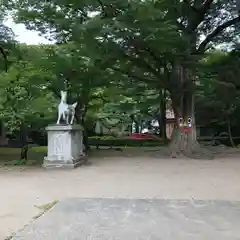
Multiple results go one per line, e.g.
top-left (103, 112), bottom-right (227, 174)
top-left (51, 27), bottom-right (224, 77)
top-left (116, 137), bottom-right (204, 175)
top-left (1, 155), bottom-right (240, 239)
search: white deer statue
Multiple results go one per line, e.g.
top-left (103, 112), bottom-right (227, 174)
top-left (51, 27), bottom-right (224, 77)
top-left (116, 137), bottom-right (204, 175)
top-left (57, 91), bottom-right (78, 125)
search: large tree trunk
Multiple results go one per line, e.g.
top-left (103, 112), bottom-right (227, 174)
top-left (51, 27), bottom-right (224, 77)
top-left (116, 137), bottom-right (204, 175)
top-left (169, 96), bottom-right (199, 158)
top-left (159, 89), bottom-right (167, 142)
top-left (19, 123), bottom-right (28, 161)
top-left (76, 114), bottom-right (90, 153)
top-left (75, 96), bottom-right (90, 153)
top-left (226, 115), bottom-right (235, 147)
top-left (168, 64), bottom-right (213, 159)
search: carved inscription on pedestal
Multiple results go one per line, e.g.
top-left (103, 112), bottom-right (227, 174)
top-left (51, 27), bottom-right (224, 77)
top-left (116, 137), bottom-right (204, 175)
top-left (53, 132), bottom-right (65, 156)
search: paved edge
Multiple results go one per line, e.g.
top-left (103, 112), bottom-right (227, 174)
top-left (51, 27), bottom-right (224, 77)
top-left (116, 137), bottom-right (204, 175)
top-left (7, 201), bottom-right (59, 240)
top-left (11, 198), bottom-right (240, 239)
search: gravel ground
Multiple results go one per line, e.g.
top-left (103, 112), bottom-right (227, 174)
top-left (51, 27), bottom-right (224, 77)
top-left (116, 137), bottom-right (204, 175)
top-left (1, 154), bottom-right (240, 239)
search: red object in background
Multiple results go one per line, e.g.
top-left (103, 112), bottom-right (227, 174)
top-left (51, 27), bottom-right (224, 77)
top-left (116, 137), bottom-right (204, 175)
top-left (127, 133), bottom-right (154, 140)
top-left (181, 128), bottom-right (192, 133)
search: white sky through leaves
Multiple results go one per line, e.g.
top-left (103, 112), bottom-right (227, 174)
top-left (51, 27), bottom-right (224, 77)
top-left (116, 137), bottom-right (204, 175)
top-left (4, 17), bottom-right (51, 45)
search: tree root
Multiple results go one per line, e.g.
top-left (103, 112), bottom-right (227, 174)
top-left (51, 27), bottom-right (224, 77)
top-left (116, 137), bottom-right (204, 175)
top-left (169, 144), bottom-right (214, 160)
top-left (168, 131), bottom-right (214, 160)
top-left (184, 143), bottom-right (214, 160)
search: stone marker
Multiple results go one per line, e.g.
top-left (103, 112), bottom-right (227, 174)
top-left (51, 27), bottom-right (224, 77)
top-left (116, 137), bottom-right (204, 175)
top-left (43, 124), bottom-right (86, 169)
top-left (13, 198), bottom-right (240, 239)
top-left (43, 90), bottom-right (87, 169)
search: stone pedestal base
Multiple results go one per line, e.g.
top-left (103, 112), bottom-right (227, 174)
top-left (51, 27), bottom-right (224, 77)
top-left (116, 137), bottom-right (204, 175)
top-left (43, 124), bottom-right (87, 169)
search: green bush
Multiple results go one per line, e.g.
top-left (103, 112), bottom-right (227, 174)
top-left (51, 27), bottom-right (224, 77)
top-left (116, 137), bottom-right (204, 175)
top-left (31, 146), bottom-right (47, 152)
top-left (89, 136), bottom-right (118, 140)
top-left (89, 136), bottom-right (163, 147)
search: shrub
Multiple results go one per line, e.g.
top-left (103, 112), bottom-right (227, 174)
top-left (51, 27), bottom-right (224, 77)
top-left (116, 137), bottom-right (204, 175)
top-left (88, 136), bottom-right (163, 147)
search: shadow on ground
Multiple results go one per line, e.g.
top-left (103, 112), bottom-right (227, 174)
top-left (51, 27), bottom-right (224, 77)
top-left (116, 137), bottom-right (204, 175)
top-left (1, 145), bottom-right (240, 167)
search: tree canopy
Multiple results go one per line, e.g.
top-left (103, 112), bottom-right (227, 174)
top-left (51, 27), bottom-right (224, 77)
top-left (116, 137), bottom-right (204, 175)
top-left (0, 0), bottom-right (240, 158)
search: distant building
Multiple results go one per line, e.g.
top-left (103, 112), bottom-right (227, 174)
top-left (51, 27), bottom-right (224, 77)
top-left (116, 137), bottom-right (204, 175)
top-left (144, 108), bottom-right (175, 139)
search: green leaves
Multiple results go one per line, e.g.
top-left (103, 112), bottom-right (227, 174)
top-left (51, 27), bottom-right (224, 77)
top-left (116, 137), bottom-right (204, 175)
top-left (1, 0), bottom-right (240, 139)
top-left (0, 11), bottom-right (15, 71)
top-left (0, 44), bottom-right (56, 133)
top-left (196, 48), bottom-right (240, 127)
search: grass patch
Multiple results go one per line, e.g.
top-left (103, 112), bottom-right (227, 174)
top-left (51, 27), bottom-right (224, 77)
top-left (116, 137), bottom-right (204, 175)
top-left (0, 148), bottom-right (20, 154)
top-left (34, 200), bottom-right (58, 219)
top-left (0, 141), bottom-right (165, 166)
top-left (31, 146), bottom-right (47, 153)
top-left (89, 136), bottom-right (165, 147)
top-left (3, 200), bottom-right (58, 239)
top-left (0, 146), bottom-right (47, 165)
top-left (35, 200), bottom-right (58, 211)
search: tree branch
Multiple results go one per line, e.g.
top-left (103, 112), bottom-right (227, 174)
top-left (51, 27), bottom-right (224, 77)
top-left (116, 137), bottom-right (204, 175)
top-left (47, 86), bottom-right (61, 98)
top-left (91, 95), bottom-right (109, 103)
top-left (201, 0), bottom-right (214, 13)
top-left (144, 46), bottom-right (165, 67)
top-left (118, 46), bottom-right (162, 80)
top-left (96, 0), bottom-right (121, 18)
top-left (188, 0), bottom-right (214, 31)
top-left (125, 36), bottom-right (167, 74)
top-left (96, 0), bottom-right (105, 12)
top-left (103, 30), bottom-right (164, 80)
top-left (183, 0), bottom-right (198, 12)
top-left (121, 42), bottom-right (164, 80)
top-left (196, 16), bottom-right (240, 54)
top-left (111, 66), bottom-right (160, 85)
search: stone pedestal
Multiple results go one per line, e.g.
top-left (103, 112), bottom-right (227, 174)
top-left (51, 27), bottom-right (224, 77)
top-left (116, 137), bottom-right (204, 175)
top-left (43, 124), bottom-right (86, 169)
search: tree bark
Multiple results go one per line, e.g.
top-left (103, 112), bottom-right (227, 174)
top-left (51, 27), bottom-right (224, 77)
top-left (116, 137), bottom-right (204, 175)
top-left (159, 89), bottom-right (167, 142)
top-left (19, 123), bottom-right (28, 161)
top-left (226, 115), bottom-right (235, 147)
top-left (168, 64), bottom-right (213, 159)
top-left (0, 46), bottom-right (8, 72)
top-left (169, 99), bottom-right (198, 158)
top-left (75, 99), bottom-right (90, 157)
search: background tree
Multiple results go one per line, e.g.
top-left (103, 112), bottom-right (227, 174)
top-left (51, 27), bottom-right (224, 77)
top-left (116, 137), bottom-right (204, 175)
top-left (22, 43), bottom-right (115, 151)
top-left (4, 0), bottom-right (240, 158)
top-left (197, 48), bottom-right (240, 146)
top-left (0, 51), bottom-right (56, 160)
top-left (0, 6), bottom-right (15, 71)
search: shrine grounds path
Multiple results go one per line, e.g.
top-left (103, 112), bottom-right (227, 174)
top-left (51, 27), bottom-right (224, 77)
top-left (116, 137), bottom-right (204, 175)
top-left (1, 149), bottom-right (240, 239)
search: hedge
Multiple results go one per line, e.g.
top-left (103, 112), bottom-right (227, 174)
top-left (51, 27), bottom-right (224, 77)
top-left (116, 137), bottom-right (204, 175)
top-left (88, 136), bottom-right (163, 147)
